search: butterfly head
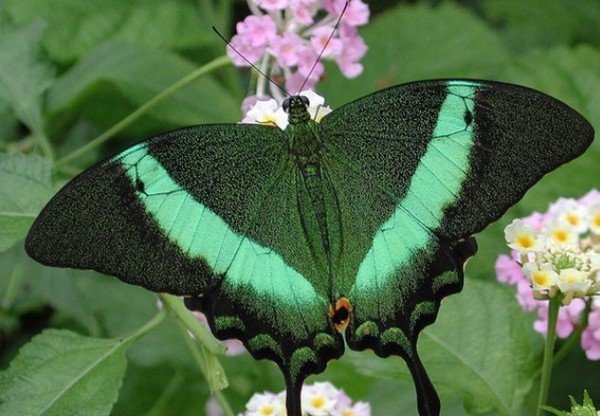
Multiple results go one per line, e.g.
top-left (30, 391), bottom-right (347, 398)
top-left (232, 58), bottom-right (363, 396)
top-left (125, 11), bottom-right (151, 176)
top-left (283, 95), bottom-right (311, 125)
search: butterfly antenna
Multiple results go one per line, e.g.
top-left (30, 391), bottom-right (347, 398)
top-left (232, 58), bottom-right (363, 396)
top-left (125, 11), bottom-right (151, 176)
top-left (297, 0), bottom-right (350, 94)
top-left (212, 26), bottom-right (292, 97)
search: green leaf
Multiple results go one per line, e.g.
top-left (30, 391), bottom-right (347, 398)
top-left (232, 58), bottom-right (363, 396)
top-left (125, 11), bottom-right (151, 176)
top-left (112, 364), bottom-right (209, 416)
top-left (542, 390), bottom-right (599, 416)
top-left (0, 329), bottom-right (130, 416)
top-left (0, 153), bottom-right (53, 252)
top-left (349, 279), bottom-right (541, 415)
top-left (0, 22), bottom-right (54, 145)
top-left (0, 99), bottom-right (20, 145)
top-left (47, 42), bottom-right (239, 139)
top-left (479, 0), bottom-right (600, 50)
top-left (4, 0), bottom-right (213, 64)
top-left (320, 2), bottom-right (510, 106)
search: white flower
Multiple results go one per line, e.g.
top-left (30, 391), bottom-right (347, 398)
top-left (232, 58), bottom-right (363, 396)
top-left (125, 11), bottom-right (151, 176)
top-left (590, 252), bottom-right (600, 271)
top-left (504, 219), bottom-right (545, 254)
top-left (523, 262), bottom-right (558, 291)
top-left (589, 202), bottom-right (600, 235)
top-left (301, 382), bottom-right (339, 416)
top-left (299, 89), bottom-right (333, 122)
top-left (245, 392), bottom-right (286, 416)
top-left (557, 268), bottom-right (592, 294)
top-left (337, 401), bottom-right (371, 416)
top-left (544, 221), bottom-right (579, 248)
top-left (242, 90), bottom-right (332, 129)
top-left (243, 98), bottom-right (289, 129)
top-left (557, 202), bottom-right (589, 234)
top-left (548, 197), bottom-right (578, 217)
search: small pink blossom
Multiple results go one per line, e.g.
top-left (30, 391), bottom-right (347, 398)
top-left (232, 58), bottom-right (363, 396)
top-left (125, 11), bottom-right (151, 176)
top-left (336, 27), bottom-right (368, 77)
top-left (270, 32), bottom-right (304, 67)
top-left (228, 0), bottom-right (370, 102)
top-left (290, 1), bottom-right (314, 25)
top-left (515, 279), bottom-right (540, 312)
top-left (582, 309), bottom-right (600, 360)
top-left (205, 396), bottom-right (223, 416)
top-left (533, 299), bottom-right (585, 338)
top-left (241, 94), bottom-right (270, 113)
top-left (310, 26), bottom-right (344, 58)
top-left (333, 389), bottom-right (371, 416)
top-left (325, 0), bottom-right (370, 25)
top-left (227, 35), bottom-right (265, 66)
top-left (580, 189), bottom-right (600, 205)
top-left (495, 252), bottom-right (526, 285)
top-left (236, 15), bottom-right (278, 47)
top-left (522, 211), bottom-right (547, 231)
top-left (338, 0), bottom-right (371, 26)
top-left (255, 0), bottom-right (289, 11)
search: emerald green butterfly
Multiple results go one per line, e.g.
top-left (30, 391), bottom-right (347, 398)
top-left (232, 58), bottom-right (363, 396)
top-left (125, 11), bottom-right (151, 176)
top-left (26, 80), bottom-right (593, 416)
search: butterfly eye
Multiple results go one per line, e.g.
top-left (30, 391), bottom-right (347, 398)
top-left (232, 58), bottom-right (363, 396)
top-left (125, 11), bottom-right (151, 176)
top-left (300, 96), bottom-right (310, 107)
top-left (282, 98), bottom-right (291, 113)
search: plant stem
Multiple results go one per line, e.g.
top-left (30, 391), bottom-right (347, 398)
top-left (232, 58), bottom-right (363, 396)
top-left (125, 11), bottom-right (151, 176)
top-left (1, 264), bottom-right (22, 310)
top-left (56, 55), bottom-right (231, 167)
top-left (536, 297), bottom-right (560, 416)
top-left (35, 130), bottom-right (54, 161)
top-left (177, 321), bottom-right (234, 416)
top-left (126, 307), bottom-right (168, 344)
top-left (159, 293), bottom-right (226, 355)
top-left (552, 300), bottom-right (590, 367)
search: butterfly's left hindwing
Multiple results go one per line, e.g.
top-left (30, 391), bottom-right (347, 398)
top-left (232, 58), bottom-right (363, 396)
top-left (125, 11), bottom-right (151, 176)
top-left (26, 124), bottom-right (344, 390)
top-left (318, 80), bottom-right (593, 416)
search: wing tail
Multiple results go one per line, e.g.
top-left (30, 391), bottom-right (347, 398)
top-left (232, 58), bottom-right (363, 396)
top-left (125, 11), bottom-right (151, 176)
top-left (405, 348), bottom-right (441, 416)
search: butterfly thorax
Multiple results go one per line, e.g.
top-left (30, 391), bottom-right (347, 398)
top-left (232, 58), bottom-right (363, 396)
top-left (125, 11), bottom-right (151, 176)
top-left (283, 96), bottom-right (335, 286)
top-left (284, 96), bottom-right (322, 173)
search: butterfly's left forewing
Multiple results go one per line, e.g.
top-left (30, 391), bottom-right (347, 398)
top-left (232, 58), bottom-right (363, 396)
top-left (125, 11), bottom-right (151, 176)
top-left (318, 80), bottom-right (593, 416)
top-left (26, 124), bottom-right (344, 399)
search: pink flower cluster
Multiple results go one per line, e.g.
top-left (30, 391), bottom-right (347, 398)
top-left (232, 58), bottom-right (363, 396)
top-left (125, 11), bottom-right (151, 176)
top-left (227, 0), bottom-right (369, 98)
top-left (495, 189), bottom-right (600, 360)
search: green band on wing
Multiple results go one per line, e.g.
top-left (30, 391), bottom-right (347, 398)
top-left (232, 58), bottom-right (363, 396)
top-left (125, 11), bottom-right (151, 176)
top-left (120, 147), bottom-right (321, 312)
top-left (353, 83), bottom-right (477, 308)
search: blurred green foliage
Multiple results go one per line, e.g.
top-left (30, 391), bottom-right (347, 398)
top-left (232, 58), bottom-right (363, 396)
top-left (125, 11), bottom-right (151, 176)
top-left (0, 0), bottom-right (599, 415)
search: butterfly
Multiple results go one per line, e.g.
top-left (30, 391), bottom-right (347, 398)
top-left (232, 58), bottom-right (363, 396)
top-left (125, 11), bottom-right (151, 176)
top-left (25, 79), bottom-right (594, 416)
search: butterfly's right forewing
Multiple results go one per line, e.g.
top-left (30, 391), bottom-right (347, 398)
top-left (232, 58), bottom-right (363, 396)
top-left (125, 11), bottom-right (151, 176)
top-left (26, 124), bottom-right (344, 403)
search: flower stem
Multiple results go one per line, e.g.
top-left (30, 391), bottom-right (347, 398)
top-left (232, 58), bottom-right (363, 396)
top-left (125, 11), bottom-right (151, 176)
top-left (552, 300), bottom-right (591, 367)
top-left (55, 55), bottom-right (231, 168)
top-left (536, 297), bottom-right (560, 416)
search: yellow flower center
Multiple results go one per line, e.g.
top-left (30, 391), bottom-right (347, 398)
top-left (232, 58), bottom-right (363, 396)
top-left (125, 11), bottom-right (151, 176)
top-left (342, 411), bottom-right (356, 416)
top-left (532, 271), bottom-right (549, 286)
top-left (311, 396), bottom-right (326, 409)
top-left (593, 213), bottom-right (600, 228)
top-left (259, 114), bottom-right (278, 126)
top-left (516, 233), bottom-right (535, 249)
top-left (565, 212), bottom-right (580, 226)
top-left (552, 229), bottom-right (570, 243)
top-left (260, 405), bottom-right (275, 415)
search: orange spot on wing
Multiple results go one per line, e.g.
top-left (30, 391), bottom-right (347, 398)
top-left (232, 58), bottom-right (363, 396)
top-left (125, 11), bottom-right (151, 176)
top-left (329, 297), bottom-right (352, 333)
